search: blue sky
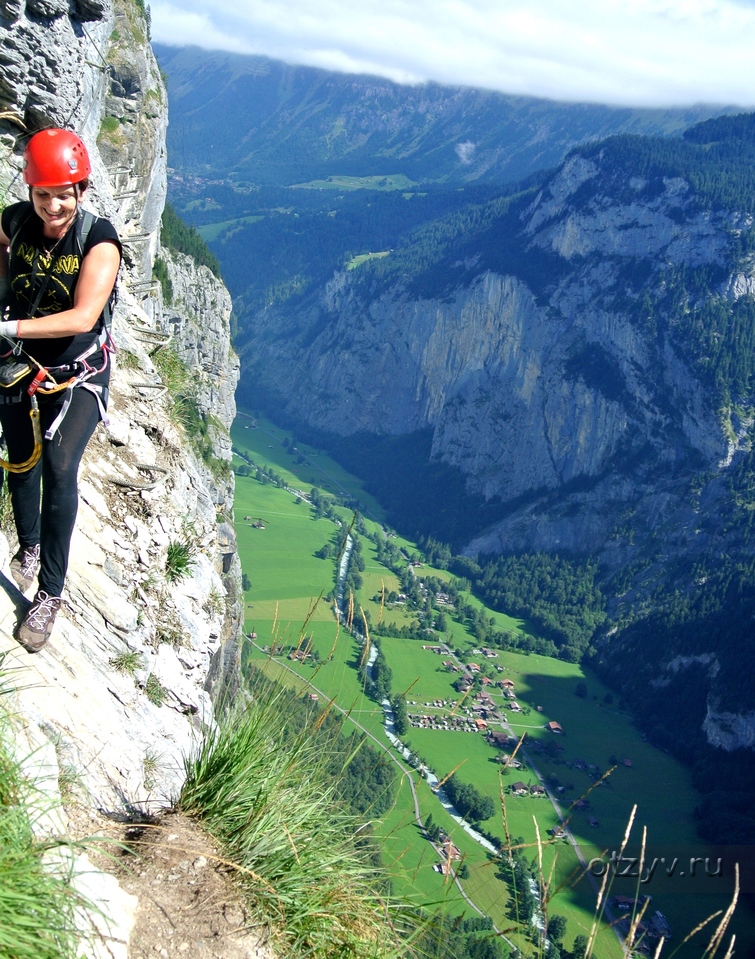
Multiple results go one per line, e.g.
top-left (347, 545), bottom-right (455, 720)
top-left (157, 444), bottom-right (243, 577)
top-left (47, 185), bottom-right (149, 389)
top-left (151, 0), bottom-right (755, 108)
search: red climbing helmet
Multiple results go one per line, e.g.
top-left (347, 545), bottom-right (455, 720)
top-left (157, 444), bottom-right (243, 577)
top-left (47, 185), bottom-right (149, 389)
top-left (23, 129), bottom-right (92, 187)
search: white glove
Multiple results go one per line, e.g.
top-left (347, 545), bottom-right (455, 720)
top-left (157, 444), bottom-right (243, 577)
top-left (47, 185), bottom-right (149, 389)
top-left (0, 319), bottom-right (19, 339)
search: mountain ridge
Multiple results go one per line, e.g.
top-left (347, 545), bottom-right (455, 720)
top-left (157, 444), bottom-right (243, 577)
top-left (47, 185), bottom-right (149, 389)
top-left (155, 42), bottom-right (736, 187)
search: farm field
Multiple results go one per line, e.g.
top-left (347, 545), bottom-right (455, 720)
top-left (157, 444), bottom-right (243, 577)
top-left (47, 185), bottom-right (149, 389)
top-left (231, 410), bottom-right (748, 957)
top-left (232, 411), bottom-right (385, 520)
top-left (290, 173), bottom-right (417, 191)
top-left (197, 213), bottom-right (264, 243)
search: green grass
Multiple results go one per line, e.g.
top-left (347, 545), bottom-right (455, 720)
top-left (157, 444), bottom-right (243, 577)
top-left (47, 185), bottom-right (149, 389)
top-left (165, 537), bottom-right (196, 582)
top-left (144, 673), bottom-right (168, 707)
top-left (0, 661), bottom-right (94, 958)
top-left (232, 409), bottom-right (748, 955)
top-left (197, 214), bottom-right (263, 243)
top-left (179, 687), bottom-right (413, 958)
top-left (378, 637), bottom-right (462, 703)
top-left (290, 174), bottom-right (417, 191)
top-left (347, 251), bottom-right (391, 269)
top-left (109, 650), bottom-right (142, 675)
top-left (233, 410), bottom-right (385, 521)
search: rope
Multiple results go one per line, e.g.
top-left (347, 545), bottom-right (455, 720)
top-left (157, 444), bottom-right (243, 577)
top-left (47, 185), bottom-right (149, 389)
top-left (130, 382), bottom-right (168, 397)
top-left (108, 463), bottom-right (170, 491)
top-left (132, 330), bottom-right (172, 347)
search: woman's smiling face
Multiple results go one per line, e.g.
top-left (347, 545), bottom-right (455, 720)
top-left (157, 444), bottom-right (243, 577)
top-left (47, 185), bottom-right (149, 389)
top-left (30, 184), bottom-right (79, 238)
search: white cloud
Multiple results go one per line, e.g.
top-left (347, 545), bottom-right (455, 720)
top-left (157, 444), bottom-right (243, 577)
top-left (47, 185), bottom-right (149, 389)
top-left (151, 0), bottom-right (755, 107)
top-left (455, 141), bottom-right (476, 165)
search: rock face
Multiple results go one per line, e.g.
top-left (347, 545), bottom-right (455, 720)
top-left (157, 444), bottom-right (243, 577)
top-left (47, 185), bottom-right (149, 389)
top-left (0, 0), bottom-right (241, 951)
top-left (241, 159), bottom-right (732, 556)
top-left (161, 247), bottom-right (239, 472)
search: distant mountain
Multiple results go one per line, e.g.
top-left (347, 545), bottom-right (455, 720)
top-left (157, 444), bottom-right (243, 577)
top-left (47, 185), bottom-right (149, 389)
top-left (234, 113), bottom-right (755, 783)
top-left (155, 43), bottom-right (733, 187)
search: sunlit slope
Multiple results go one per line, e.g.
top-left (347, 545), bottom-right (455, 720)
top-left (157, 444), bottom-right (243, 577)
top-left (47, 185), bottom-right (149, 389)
top-left (231, 412), bottom-right (746, 956)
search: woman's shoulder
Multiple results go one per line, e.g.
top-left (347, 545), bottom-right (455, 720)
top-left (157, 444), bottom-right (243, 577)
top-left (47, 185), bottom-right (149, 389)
top-left (81, 211), bottom-right (121, 257)
top-left (1, 200), bottom-right (34, 239)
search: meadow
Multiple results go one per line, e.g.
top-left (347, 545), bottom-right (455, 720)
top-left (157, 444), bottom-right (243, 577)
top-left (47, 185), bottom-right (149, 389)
top-left (197, 214), bottom-right (264, 243)
top-left (231, 412), bottom-right (747, 957)
top-left (290, 174), bottom-right (417, 191)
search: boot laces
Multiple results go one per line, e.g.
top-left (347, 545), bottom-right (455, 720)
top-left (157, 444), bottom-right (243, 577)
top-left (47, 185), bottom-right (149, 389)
top-left (26, 591), bottom-right (60, 630)
top-left (20, 545), bottom-right (40, 577)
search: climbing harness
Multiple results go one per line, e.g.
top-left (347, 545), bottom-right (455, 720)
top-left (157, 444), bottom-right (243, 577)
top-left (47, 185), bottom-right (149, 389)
top-left (0, 205), bottom-right (117, 472)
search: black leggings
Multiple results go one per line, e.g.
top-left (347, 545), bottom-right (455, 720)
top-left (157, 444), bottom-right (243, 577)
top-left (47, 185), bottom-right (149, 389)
top-left (0, 387), bottom-right (101, 596)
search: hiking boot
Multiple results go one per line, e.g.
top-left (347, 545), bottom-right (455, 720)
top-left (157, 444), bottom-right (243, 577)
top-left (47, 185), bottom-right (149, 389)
top-left (15, 590), bottom-right (62, 653)
top-left (9, 544), bottom-right (41, 592)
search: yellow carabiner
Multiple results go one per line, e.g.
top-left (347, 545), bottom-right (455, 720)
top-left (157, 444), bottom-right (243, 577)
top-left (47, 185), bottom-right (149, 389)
top-left (0, 396), bottom-right (42, 474)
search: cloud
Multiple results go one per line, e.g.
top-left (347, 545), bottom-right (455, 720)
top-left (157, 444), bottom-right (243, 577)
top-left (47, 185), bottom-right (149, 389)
top-left (455, 141), bottom-right (476, 165)
top-left (151, 0), bottom-right (755, 108)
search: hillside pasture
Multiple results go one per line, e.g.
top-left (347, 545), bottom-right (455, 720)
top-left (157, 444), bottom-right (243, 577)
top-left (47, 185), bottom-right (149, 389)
top-left (232, 410), bottom-right (745, 954)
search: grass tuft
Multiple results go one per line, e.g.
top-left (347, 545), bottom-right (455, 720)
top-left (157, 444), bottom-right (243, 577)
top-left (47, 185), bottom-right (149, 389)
top-left (144, 673), bottom-right (168, 707)
top-left (179, 685), bottom-right (411, 958)
top-left (109, 650), bottom-right (142, 675)
top-left (0, 657), bottom-right (95, 958)
top-left (165, 537), bottom-right (196, 583)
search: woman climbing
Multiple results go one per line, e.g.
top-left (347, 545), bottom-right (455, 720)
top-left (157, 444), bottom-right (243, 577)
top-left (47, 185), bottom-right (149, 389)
top-left (0, 128), bottom-right (121, 652)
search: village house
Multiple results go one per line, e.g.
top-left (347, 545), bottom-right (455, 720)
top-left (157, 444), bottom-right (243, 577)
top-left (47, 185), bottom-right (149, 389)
top-left (613, 895), bottom-right (649, 911)
top-left (510, 782), bottom-right (530, 796)
top-left (546, 721), bottom-right (563, 734)
top-left (649, 912), bottom-right (672, 939)
top-left (495, 753), bottom-right (522, 769)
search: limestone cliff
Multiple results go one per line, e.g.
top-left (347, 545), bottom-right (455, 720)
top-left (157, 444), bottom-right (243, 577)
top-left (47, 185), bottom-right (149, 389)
top-left (240, 153), bottom-right (734, 559)
top-left (0, 0), bottom-right (241, 950)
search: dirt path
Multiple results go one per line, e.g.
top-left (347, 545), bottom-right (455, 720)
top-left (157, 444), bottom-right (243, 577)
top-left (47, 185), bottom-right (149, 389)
top-left (69, 806), bottom-right (275, 959)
